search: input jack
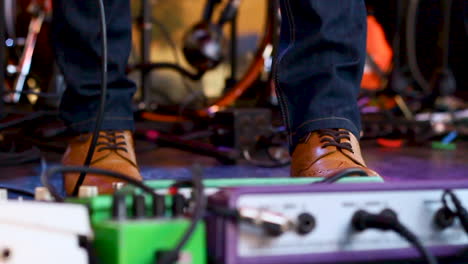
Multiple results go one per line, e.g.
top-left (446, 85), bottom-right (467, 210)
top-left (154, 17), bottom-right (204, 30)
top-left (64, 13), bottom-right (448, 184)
top-left (434, 207), bottom-right (455, 229)
top-left (296, 213), bottom-right (316, 235)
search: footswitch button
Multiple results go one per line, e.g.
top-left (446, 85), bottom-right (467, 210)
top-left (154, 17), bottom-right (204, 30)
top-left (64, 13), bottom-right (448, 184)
top-left (78, 186), bottom-right (98, 198)
top-left (34, 187), bottom-right (53, 201)
top-left (0, 189), bottom-right (7, 201)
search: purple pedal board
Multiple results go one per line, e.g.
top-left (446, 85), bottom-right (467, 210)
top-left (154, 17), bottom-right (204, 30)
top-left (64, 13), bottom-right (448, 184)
top-left (207, 180), bottom-right (468, 264)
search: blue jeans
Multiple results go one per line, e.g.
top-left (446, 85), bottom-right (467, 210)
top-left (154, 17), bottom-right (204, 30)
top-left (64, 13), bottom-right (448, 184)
top-left (53, 0), bottom-right (366, 152)
top-left (275, 0), bottom-right (366, 152)
top-left (52, 0), bottom-right (136, 132)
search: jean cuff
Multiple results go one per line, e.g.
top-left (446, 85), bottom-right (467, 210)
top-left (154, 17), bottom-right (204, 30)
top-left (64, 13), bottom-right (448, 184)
top-left (66, 116), bottom-right (135, 133)
top-left (290, 117), bottom-right (360, 153)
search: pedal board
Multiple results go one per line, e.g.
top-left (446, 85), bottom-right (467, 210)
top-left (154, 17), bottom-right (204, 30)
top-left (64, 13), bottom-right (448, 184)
top-left (69, 177), bottom-right (382, 224)
top-left (207, 180), bottom-right (468, 264)
top-left (65, 177), bottom-right (382, 264)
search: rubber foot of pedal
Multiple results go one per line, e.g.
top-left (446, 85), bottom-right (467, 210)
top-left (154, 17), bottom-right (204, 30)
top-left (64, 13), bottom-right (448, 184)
top-left (431, 141), bottom-right (456, 150)
top-left (376, 138), bottom-right (403, 148)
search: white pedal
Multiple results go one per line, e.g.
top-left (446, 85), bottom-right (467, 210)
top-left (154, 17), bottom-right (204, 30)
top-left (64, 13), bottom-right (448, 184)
top-left (0, 201), bottom-right (93, 264)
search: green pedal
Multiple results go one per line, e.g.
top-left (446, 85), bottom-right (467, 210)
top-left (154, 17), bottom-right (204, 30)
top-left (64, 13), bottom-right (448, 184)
top-left (68, 193), bottom-right (206, 264)
top-left (93, 219), bottom-right (206, 264)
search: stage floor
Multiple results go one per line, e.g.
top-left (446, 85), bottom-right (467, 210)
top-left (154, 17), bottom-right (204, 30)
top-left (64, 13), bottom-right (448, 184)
top-left (1, 139), bottom-right (467, 195)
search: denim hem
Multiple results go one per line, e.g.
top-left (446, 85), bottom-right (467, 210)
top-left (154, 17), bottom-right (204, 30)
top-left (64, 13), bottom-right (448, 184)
top-left (273, 0), bottom-right (296, 147)
top-left (66, 116), bottom-right (134, 133)
top-left (290, 117), bottom-right (360, 153)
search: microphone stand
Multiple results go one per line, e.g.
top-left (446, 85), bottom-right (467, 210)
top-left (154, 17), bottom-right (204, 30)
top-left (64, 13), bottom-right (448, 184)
top-left (428, 0), bottom-right (456, 99)
top-left (140, 0), bottom-right (152, 110)
top-left (0, 0), bottom-right (5, 119)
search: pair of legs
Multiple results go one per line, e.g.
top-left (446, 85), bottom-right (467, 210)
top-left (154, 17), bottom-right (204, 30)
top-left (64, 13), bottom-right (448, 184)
top-left (54, 0), bottom-right (377, 194)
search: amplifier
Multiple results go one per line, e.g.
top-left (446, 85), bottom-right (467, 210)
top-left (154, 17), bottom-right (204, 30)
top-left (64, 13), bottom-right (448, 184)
top-left (207, 180), bottom-right (468, 264)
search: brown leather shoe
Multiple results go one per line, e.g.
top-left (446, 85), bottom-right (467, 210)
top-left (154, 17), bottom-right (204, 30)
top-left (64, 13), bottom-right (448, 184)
top-left (291, 129), bottom-right (379, 178)
top-left (62, 130), bottom-right (142, 195)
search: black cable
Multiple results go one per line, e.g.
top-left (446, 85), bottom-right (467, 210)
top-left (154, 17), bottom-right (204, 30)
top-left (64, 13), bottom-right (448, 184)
top-left (0, 111), bottom-right (51, 130)
top-left (2, 109), bottom-right (58, 115)
top-left (0, 185), bottom-right (35, 197)
top-left (464, 1), bottom-right (468, 35)
top-left (366, 52), bottom-right (387, 80)
top-left (0, 145), bottom-right (41, 166)
top-left (158, 166), bottom-right (206, 264)
top-left (406, 0), bottom-right (430, 93)
top-left (443, 190), bottom-right (468, 234)
top-left (207, 204), bottom-right (241, 220)
top-left (131, 6), bottom-right (202, 108)
top-left (79, 235), bottom-right (101, 264)
top-left (216, 0), bottom-right (241, 27)
top-left (150, 16), bottom-right (196, 98)
top-left (242, 149), bottom-right (290, 168)
top-left (72, 0), bottom-right (108, 196)
top-left (265, 147), bottom-right (290, 166)
top-left (240, 128), bottom-right (291, 168)
top-left (128, 63), bottom-right (204, 81)
top-left (202, 0), bottom-right (222, 22)
top-left (152, 18), bottom-right (203, 109)
top-left (41, 166), bottom-right (156, 202)
top-left (394, 223), bottom-right (439, 264)
top-left (150, 17), bottom-right (181, 68)
top-left (440, 0), bottom-right (453, 71)
top-left (2, 90), bottom-right (60, 98)
top-left (393, 0), bottom-right (405, 69)
top-left (263, 129), bottom-right (291, 167)
top-left (317, 168), bottom-right (369, 184)
top-left (352, 209), bottom-right (439, 264)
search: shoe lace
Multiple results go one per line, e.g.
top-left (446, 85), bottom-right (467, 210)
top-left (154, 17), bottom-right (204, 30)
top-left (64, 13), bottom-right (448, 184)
top-left (319, 129), bottom-right (354, 153)
top-left (96, 131), bottom-right (128, 152)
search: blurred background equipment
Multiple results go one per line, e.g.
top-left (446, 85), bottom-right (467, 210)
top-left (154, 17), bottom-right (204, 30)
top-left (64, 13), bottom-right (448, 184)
top-left (1, 2), bottom-right (468, 263)
top-left (0, 0), bottom-right (467, 165)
